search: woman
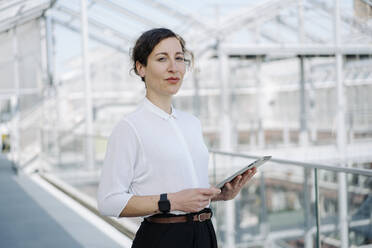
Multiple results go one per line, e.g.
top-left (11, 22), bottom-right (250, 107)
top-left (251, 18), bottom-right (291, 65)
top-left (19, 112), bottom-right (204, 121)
top-left (97, 28), bottom-right (257, 248)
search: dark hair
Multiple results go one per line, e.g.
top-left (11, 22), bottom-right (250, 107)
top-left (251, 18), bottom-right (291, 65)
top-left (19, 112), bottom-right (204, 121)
top-left (131, 28), bottom-right (193, 82)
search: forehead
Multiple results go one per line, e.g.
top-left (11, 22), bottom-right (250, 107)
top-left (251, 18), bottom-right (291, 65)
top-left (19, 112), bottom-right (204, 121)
top-left (151, 37), bottom-right (183, 54)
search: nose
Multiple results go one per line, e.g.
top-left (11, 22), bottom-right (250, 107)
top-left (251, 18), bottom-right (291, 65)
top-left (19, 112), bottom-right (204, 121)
top-left (167, 59), bottom-right (178, 72)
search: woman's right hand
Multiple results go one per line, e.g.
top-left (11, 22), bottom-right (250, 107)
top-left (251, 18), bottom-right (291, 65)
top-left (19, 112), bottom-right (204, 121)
top-left (168, 188), bottom-right (221, 213)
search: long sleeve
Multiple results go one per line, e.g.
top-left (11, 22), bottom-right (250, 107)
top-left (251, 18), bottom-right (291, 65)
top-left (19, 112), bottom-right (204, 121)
top-left (97, 98), bottom-right (211, 216)
top-left (97, 120), bottom-right (139, 217)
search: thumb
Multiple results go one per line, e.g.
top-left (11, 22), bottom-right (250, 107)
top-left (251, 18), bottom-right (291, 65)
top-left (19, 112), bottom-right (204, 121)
top-left (209, 187), bottom-right (222, 195)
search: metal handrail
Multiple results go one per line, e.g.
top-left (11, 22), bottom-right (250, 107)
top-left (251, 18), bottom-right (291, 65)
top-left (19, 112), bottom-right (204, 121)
top-left (209, 149), bottom-right (372, 177)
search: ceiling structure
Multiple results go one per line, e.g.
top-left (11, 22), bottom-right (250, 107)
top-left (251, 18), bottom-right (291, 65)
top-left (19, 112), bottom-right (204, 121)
top-left (1, 0), bottom-right (371, 61)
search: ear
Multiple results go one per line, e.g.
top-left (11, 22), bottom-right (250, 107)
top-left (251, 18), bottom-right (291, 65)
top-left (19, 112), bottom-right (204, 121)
top-left (136, 61), bottom-right (146, 78)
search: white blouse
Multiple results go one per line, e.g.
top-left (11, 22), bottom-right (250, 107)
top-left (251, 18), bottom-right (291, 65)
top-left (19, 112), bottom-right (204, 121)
top-left (97, 97), bottom-right (210, 217)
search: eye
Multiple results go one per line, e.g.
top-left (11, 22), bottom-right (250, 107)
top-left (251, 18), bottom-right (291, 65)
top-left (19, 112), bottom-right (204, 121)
top-left (157, 57), bottom-right (166, 62)
top-left (176, 56), bottom-right (185, 61)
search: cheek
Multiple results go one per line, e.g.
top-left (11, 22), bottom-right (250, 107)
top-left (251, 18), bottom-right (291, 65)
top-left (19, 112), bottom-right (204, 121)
top-left (179, 65), bottom-right (186, 77)
top-left (147, 68), bottom-right (163, 83)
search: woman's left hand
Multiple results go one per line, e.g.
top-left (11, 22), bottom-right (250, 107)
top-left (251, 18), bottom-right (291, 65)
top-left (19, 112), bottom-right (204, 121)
top-left (214, 167), bottom-right (257, 201)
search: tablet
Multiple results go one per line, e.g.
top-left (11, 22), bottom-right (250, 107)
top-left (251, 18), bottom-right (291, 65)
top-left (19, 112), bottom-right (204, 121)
top-left (215, 156), bottom-right (272, 189)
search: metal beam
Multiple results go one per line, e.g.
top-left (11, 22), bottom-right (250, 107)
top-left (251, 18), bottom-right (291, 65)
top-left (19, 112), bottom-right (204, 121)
top-left (0, 0), bottom-right (28, 12)
top-left (193, 0), bottom-right (298, 55)
top-left (0, 0), bottom-right (52, 32)
top-left (52, 18), bottom-right (128, 54)
top-left (53, 5), bottom-right (133, 43)
top-left (222, 44), bottom-right (372, 55)
top-left (138, 0), bottom-right (214, 32)
top-left (203, 0), bottom-right (297, 41)
top-left (309, 0), bottom-right (372, 38)
top-left (92, 0), bottom-right (161, 27)
top-left (277, 15), bottom-right (325, 43)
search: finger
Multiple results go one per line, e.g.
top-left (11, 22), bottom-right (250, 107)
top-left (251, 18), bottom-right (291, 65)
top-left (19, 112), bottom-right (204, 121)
top-left (242, 170), bottom-right (253, 179)
top-left (238, 175), bottom-right (248, 186)
top-left (199, 188), bottom-right (221, 196)
top-left (231, 175), bottom-right (242, 185)
top-left (241, 170), bottom-right (257, 185)
top-left (243, 169), bottom-right (255, 179)
top-left (249, 168), bottom-right (257, 176)
top-left (241, 176), bottom-right (250, 185)
top-left (209, 187), bottom-right (222, 196)
top-left (243, 168), bottom-right (255, 176)
top-left (224, 182), bottom-right (233, 191)
top-left (242, 170), bottom-right (250, 176)
top-left (209, 187), bottom-right (222, 194)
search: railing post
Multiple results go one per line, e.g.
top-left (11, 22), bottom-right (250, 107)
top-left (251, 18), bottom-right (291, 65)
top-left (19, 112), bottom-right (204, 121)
top-left (259, 172), bottom-right (268, 238)
top-left (304, 167), bottom-right (313, 248)
top-left (314, 168), bottom-right (321, 248)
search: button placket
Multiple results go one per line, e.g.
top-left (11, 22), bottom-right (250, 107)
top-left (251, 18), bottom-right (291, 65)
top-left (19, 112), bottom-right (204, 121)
top-left (168, 118), bottom-right (198, 187)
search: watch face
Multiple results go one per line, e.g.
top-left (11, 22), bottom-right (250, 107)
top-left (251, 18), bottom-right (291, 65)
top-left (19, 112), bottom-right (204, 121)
top-left (159, 200), bottom-right (170, 212)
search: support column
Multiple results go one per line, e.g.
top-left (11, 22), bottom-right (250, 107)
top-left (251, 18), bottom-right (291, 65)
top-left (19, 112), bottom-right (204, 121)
top-left (40, 16), bottom-right (49, 171)
top-left (192, 67), bottom-right (201, 117)
top-left (81, 0), bottom-right (94, 169)
top-left (308, 59), bottom-right (318, 144)
top-left (255, 56), bottom-right (265, 149)
top-left (298, 0), bottom-right (309, 148)
top-left (11, 28), bottom-right (20, 167)
top-left (299, 56), bottom-right (308, 146)
top-left (218, 43), bottom-right (233, 151)
top-left (218, 42), bottom-right (235, 248)
top-left (253, 19), bottom-right (264, 149)
top-left (283, 101), bottom-right (290, 146)
top-left (334, 1), bottom-right (348, 248)
top-left (45, 15), bottom-right (61, 164)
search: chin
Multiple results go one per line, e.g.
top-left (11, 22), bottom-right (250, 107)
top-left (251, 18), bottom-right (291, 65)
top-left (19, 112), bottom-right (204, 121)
top-left (168, 90), bottom-right (180, 96)
top-left (167, 86), bottom-right (181, 95)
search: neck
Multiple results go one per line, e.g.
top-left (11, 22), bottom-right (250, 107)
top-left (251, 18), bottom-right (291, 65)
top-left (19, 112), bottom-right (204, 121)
top-left (146, 92), bottom-right (172, 114)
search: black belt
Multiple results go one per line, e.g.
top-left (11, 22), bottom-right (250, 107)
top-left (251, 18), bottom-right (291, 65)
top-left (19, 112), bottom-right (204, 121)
top-left (145, 208), bottom-right (213, 224)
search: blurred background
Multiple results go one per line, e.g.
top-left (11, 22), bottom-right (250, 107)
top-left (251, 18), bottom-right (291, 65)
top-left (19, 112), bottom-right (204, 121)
top-left (0, 0), bottom-right (371, 247)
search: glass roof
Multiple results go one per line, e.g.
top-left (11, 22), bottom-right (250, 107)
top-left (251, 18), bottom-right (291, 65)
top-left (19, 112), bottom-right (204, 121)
top-left (2, 0), bottom-right (371, 46)
top-left (0, 0), bottom-right (52, 32)
top-left (1, 0), bottom-right (371, 67)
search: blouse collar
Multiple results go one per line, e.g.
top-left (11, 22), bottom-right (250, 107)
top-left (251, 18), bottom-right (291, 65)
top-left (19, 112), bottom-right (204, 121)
top-left (143, 97), bottom-right (177, 120)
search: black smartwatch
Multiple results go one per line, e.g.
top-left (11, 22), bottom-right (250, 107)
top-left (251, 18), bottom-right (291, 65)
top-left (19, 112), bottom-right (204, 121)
top-left (158, 193), bottom-right (171, 213)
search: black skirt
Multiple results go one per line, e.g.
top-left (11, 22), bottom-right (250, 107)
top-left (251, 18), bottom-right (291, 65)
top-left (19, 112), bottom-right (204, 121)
top-left (131, 208), bottom-right (218, 248)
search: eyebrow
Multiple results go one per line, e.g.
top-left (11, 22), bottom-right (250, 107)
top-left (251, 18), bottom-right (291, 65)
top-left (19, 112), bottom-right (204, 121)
top-left (155, 52), bottom-right (184, 56)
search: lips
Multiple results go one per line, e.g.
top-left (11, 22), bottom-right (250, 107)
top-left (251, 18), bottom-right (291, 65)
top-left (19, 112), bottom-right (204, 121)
top-left (165, 77), bottom-right (180, 84)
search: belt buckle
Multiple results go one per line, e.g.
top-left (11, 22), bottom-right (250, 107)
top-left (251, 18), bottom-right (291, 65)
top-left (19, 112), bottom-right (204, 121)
top-left (197, 213), bottom-right (207, 222)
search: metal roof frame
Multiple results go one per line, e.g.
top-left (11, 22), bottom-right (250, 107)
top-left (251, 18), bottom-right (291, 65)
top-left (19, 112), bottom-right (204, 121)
top-left (0, 0), bottom-right (55, 33)
top-left (1, 0), bottom-right (372, 62)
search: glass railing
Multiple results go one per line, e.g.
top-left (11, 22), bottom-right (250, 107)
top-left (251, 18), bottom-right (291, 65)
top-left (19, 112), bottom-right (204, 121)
top-left (209, 150), bottom-right (372, 248)
top-left (36, 131), bottom-right (372, 248)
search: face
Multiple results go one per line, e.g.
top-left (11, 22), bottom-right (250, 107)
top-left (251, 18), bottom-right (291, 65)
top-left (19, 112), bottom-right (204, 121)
top-left (136, 37), bottom-right (186, 98)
